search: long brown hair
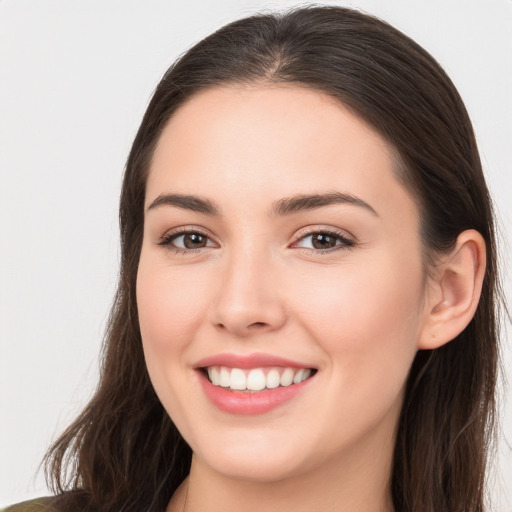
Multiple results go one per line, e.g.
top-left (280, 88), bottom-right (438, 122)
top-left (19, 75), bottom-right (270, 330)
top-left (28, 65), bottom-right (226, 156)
top-left (44, 6), bottom-right (502, 512)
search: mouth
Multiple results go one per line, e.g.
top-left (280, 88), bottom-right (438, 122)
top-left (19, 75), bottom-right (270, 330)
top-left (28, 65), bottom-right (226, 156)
top-left (200, 365), bottom-right (317, 393)
top-left (194, 353), bottom-right (318, 414)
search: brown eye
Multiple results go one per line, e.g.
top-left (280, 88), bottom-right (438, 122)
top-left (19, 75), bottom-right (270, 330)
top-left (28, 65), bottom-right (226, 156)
top-left (294, 231), bottom-right (355, 252)
top-left (310, 233), bottom-right (338, 249)
top-left (158, 231), bottom-right (215, 250)
top-left (182, 233), bottom-right (208, 249)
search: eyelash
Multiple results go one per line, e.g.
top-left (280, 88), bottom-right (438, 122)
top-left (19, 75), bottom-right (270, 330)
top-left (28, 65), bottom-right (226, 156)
top-left (291, 229), bottom-right (356, 254)
top-left (157, 228), bottom-right (213, 255)
top-left (157, 228), bottom-right (356, 255)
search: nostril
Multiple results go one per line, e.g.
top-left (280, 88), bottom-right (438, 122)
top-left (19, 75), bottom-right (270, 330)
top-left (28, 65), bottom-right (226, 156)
top-left (214, 320), bottom-right (269, 334)
top-left (249, 322), bottom-right (267, 329)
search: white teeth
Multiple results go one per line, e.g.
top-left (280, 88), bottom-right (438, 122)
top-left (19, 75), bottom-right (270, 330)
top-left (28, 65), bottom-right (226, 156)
top-left (246, 369), bottom-right (266, 391)
top-left (230, 368), bottom-right (247, 390)
top-left (293, 369), bottom-right (305, 384)
top-left (219, 367), bottom-right (230, 387)
top-left (206, 366), bottom-right (313, 391)
top-left (266, 369), bottom-right (280, 389)
top-left (280, 368), bottom-right (294, 387)
top-left (208, 367), bottom-right (220, 385)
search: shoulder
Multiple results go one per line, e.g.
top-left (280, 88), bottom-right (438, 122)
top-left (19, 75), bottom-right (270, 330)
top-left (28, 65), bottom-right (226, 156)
top-left (1, 497), bottom-right (55, 512)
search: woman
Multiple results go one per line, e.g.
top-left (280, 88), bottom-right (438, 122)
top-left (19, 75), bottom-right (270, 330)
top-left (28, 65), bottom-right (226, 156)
top-left (4, 5), bottom-right (503, 512)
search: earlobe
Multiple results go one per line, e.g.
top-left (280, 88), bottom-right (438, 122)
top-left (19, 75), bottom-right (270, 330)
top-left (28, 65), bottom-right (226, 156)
top-left (418, 230), bottom-right (486, 350)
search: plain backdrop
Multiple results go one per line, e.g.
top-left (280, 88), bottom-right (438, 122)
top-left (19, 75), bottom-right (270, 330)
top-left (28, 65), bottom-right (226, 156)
top-left (1, 0), bottom-right (511, 508)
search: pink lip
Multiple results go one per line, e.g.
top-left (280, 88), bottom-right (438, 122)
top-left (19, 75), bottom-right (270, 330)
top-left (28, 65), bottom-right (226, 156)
top-left (194, 352), bottom-right (313, 370)
top-left (197, 371), bottom-right (314, 415)
top-left (194, 353), bottom-right (317, 415)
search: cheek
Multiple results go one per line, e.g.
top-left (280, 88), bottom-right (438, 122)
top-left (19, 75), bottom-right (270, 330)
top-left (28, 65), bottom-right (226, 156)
top-left (136, 257), bottom-right (208, 353)
top-left (295, 262), bottom-right (422, 336)
top-left (291, 253), bottom-right (424, 389)
top-left (287, 258), bottom-right (423, 449)
top-left (135, 253), bottom-right (215, 419)
top-left (136, 253), bottom-right (214, 426)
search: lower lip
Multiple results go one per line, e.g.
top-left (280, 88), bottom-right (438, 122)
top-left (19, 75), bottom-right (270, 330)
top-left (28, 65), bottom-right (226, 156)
top-left (198, 371), bottom-right (314, 415)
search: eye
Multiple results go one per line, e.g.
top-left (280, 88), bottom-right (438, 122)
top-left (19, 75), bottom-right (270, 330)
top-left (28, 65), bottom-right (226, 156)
top-left (158, 230), bottom-right (216, 251)
top-left (293, 230), bottom-right (355, 252)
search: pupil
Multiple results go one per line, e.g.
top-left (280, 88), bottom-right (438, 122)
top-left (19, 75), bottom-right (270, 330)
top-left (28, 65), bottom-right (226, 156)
top-left (184, 233), bottom-right (206, 249)
top-left (312, 234), bottom-right (336, 249)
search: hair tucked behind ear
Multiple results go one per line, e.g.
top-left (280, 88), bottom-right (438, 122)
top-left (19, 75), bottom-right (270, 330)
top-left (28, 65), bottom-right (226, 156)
top-left (44, 6), bottom-right (502, 512)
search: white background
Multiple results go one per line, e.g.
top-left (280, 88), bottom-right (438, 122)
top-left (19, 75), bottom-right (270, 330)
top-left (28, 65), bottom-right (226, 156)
top-left (1, 0), bottom-right (510, 509)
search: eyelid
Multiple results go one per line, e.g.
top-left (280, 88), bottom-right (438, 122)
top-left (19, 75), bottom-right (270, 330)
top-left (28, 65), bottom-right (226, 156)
top-left (290, 226), bottom-right (356, 251)
top-left (157, 226), bottom-right (218, 248)
top-left (155, 225), bottom-right (355, 252)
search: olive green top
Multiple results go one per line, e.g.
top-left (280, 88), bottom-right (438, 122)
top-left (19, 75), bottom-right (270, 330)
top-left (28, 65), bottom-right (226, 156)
top-left (1, 497), bottom-right (54, 512)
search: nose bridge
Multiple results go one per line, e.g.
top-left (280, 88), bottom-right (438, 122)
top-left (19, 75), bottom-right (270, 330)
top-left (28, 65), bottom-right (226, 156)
top-left (210, 236), bottom-right (285, 335)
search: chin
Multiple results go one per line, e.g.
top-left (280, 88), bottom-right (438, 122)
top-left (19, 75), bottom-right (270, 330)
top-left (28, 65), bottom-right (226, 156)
top-left (197, 449), bottom-right (309, 483)
top-left (188, 427), bottom-right (317, 483)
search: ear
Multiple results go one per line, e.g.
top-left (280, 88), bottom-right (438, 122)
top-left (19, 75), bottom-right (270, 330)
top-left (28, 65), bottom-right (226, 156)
top-left (418, 229), bottom-right (486, 350)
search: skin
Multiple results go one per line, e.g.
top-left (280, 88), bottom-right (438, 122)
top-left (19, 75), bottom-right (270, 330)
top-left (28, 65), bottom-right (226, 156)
top-left (136, 85), bottom-right (486, 512)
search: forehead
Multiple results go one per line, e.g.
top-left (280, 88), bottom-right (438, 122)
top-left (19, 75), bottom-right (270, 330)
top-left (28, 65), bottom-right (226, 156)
top-left (146, 85), bottom-right (418, 224)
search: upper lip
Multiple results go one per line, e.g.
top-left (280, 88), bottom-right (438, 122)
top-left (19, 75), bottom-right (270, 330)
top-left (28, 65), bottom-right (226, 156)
top-left (194, 352), bottom-right (315, 370)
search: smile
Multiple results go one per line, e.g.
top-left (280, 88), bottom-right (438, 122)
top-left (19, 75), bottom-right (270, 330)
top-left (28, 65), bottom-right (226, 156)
top-left (195, 353), bottom-right (317, 414)
top-left (205, 366), bottom-right (314, 392)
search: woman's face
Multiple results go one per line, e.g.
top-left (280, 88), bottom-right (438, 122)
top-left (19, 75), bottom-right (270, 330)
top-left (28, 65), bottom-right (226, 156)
top-left (137, 85), bottom-right (430, 482)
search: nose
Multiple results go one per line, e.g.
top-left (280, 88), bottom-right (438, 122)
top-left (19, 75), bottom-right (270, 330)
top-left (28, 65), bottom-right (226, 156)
top-left (209, 247), bottom-right (286, 337)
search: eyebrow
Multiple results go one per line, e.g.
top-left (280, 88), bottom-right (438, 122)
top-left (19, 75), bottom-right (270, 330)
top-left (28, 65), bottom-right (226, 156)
top-left (271, 192), bottom-right (378, 217)
top-left (146, 193), bottom-right (220, 215)
top-left (146, 191), bottom-right (378, 217)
